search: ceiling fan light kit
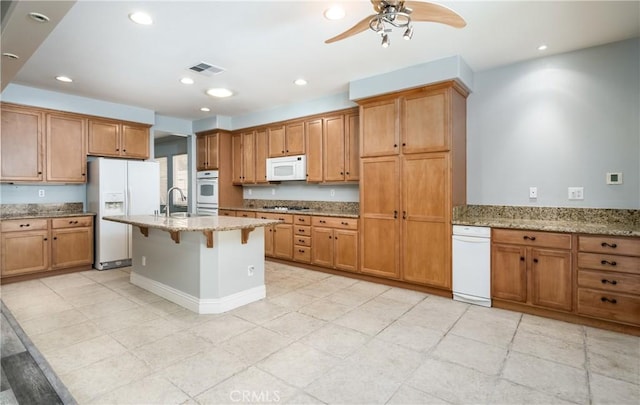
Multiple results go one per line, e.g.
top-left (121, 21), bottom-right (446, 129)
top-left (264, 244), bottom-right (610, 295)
top-left (325, 0), bottom-right (466, 47)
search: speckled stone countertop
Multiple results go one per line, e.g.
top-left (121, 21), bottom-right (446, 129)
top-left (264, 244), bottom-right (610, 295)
top-left (103, 215), bottom-right (280, 232)
top-left (453, 205), bottom-right (639, 237)
top-left (222, 200), bottom-right (359, 218)
top-left (221, 207), bottom-right (359, 219)
top-left (0, 203), bottom-right (96, 220)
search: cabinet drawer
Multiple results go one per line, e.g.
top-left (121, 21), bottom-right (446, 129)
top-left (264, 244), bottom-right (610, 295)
top-left (579, 236), bottom-right (640, 257)
top-left (236, 211), bottom-right (256, 218)
top-left (295, 225), bottom-right (311, 236)
top-left (295, 235), bottom-right (311, 247)
top-left (578, 269), bottom-right (640, 295)
top-left (312, 216), bottom-right (358, 230)
top-left (1, 219), bottom-right (48, 232)
top-left (294, 246), bottom-right (311, 262)
top-left (578, 252), bottom-right (639, 275)
top-left (258, 212), bottom-right (293, 224)
top-left (294, 215), bottom-right (311, 225)
top-left (218, 210), bottom-right (236, 217)
top-left (492, 229), bottom-right (571, 249)
top-left (577, 288), bottom-right (640, 325)
top-left (51, 216), bottom-right (93, 229)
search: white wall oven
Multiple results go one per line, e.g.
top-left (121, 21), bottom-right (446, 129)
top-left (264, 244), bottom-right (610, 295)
top-left (196, 170), bottom-right (219, 215)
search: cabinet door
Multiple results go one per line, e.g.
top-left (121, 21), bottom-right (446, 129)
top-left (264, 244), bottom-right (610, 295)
top-left (360, 99), bottom-right (398, 157)
top-left (231, 133), bottom-right (243, 184)
top-left (530, 248), bottom-right (573, 311)
top-left (264, 225), bottom-right (274, 257)
top-left (196, 135), bottom-right (209, 171)
top-left (1, 230), bottom-right (49, 276)
top-left (491, 244), bottom-right (527, 302)
top-left (1, 106), bottom-right (43, 181)
top-left (306, 118), bottom-right (323, 182)
top-left (401, 154), bottom-right (450, 287)
top-left (345, 112), bottom-right (360, 181)
top-left (402, 88), bottom-right (449, 153)
top-left (360, 156), bottom-right (400, 278)
top-left (242, 131), bottom-right (256, 183)
top-left (88, 120), bottom-right (120, 156)
top-left (255, 129), bottom-right (268, 183)
top-left (51, 227), bottom-right (93, 269)
top-left (273, 224), bottom-right (293, 259)
top-left (46, 113), bottom-right (86, 183)
top-left (312, 227), bottom-right (333, 267)
top-left (323, 115), bottom-right (345, 182)
top-left (335, 229), bottom-right (358, 272)
top-left (268, 125), bottom-right (286, 157)
top-left (121, 124), bottom-right (149, 159)
top-left (285, 121), bottom-right (305, 155)
top-left (206, 134), bottom-right (219, 169)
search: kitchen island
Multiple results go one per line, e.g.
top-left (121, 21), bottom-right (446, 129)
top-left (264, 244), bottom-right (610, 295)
top-left (103, 214), bottom-right (280, 314)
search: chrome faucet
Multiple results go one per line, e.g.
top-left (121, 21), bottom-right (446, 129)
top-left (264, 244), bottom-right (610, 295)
top-left (165, 186), bottom-right (186, 217)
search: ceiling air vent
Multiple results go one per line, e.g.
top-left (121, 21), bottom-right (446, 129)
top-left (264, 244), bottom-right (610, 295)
top-left (188, 62), bottom-right (225, 76)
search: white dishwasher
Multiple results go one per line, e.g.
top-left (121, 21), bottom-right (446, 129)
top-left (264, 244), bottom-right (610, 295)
top-left (452, 225), bottom-right (492, 307)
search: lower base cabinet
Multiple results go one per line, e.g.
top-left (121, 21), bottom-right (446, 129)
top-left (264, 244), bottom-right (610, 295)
top-left (1, 216), bottom-right (93, 280)
top-left (311, 216), bottom-right (358, 272)
top-left (258, 213), bottom-right (293, 260)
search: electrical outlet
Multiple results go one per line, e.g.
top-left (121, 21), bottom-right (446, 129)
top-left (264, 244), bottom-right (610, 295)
top-left (142, 256), bottom-right (146, 266)
top-left (247, 265), bottom-right (255, 276)
top-left (271, 188), bottom-right (275, 195)
top-left (529, 187), bottom-right (537, 199)
top-left (568, 187), bottom-right (584, 200)
top-left (38, 189), bottom-right (45, 197)
top-left (330, 189), bottom-right (335, 197)
top-left (248, 189), bottom-right (252, 195)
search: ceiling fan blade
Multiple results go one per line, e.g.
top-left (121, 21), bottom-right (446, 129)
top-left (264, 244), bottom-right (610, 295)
top-left (405, 1), bottom-right (466, 28)
top-left (325, 15), bottom-right (376, 44)
top-left (370, 0), bottom-right (382, 13)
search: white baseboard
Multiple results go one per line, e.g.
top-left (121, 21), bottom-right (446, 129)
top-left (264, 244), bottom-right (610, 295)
top-left (130, 272), bottom-right (266, 314)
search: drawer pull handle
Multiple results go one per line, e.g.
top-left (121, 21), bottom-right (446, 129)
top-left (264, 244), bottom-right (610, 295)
top-left (523, 235), bottom-right (536, 241)
top-left (299, 239), bottom-right (304, 243)
top-left (533, 258), bottom-right (539, 263)
top-left (601, 279), bottom-right (618, 285)
top-left (298, 249), bottom-right (305, 253)
top-left (320, 220), bottom-right (326, 223)
top-left (520, 257), bottom-right (525, 261)
top-left (20, 224), bottom-right (30, 227)
top-left (601, 242), bottom-right (617, 248)
top-left (600, 260), bottom-right (617, 266)
top-left (600, 297), bottom-right (617, 304)
top-left (394, 210), bottom-right (398, 219)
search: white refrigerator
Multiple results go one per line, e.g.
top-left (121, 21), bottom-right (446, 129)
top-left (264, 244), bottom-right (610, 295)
top-left (87, 158), bottom-right (160, 270)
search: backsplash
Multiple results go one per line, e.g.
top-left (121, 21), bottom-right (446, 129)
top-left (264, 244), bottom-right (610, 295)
top-left (243, 199), bottom-right (359, 215)
top-left (1, 202), bottom-right (84, 219)
top-left (454, 205), bottom-right (639, 226)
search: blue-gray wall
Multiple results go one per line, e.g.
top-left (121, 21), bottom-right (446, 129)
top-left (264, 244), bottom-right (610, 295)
top-left (467, 38), bottom-right (639, 209)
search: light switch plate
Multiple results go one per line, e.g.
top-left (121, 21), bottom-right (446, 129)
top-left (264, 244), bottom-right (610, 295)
top-left (529, 187), bottom-right (538, 199)
top-left (568, 187), bottom-right (584, 200)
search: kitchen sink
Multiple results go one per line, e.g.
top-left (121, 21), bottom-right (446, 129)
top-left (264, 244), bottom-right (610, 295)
top-left (170, 212), bottom-right (198, 218)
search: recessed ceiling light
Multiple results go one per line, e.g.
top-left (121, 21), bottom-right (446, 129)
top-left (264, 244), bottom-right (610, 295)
top-left (200, 107), bottom-right (211, 112)
top-left (28, 12), bottom-right (50, 23)
top-left (2, 53), bottom-right (19, 60)
top-left (129, 12), bottom-right (153, 25)
top-left (180, 77), bottom-right (194, 85)
top-left (324, 6), bottom-right (345, 20)
top-left (206, 88), bottom-right (233, 98)
top-left (294, 78), bottom-right (308, 86)
top-left (538, 44), bottom-right (548, 51)
top-left (55, 76), bottom-right (73, 83)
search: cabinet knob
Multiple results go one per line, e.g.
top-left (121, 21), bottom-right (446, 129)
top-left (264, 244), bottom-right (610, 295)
top-left (402, 143), bottom-right (406, 147)
top-left (533, 258), bottom-right (539, 263)
top-left (43, 238), bottom-right (48, 241)
top-left (340, 172), bottom-right (344, 175)
top-left (53, 237), bottom-right (58, 240)
top-left (402, 211), bottom-right (407, 219)
top-left (116, 148), bottom-right (120, 151)
top-left (281, 150), bottom-right (285, 153)
top-left (37, 171), bottom-right (42, 175)
top-left (286, 149), bottom-right (289, 153)
top-left (123, 149), bottom-right (127, 152)
top-left (601, 279), bottom-right (618, 285)
top-left (600, 260), bottom-right (617, 266)
top-left (601, 242), bottom-right (617, 248)
top-left (299, 239), bottom-right (304, 243)
top-left (329, 236), bottom-right (332, 239)
top-left (346, 171), bottom-right (349, 175)
top-left (520, 257), bottom-right (525, 261)
top-left (600, 297), bottom-right (617, 304)
top-left (82, 173), bottom-right (86, 176)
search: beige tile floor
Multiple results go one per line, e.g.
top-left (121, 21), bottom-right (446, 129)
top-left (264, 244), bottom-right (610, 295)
top-left (1, 261), bottom-right (638, 404)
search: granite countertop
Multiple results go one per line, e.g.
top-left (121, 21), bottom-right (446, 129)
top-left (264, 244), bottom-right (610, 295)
top-left (103, 215), bottom-right (280, 232)
top-left (0, 212), bottom-right (97, 221)
top-left (453, 216), bottom-right (639, 237)
top-left (220, 207), bottom-right (359, 219)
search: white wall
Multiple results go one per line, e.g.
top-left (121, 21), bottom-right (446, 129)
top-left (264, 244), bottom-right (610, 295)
top-left (243, 183), bottom-right (359, 202)
top-left (467, 38), bottom-right (639, 209)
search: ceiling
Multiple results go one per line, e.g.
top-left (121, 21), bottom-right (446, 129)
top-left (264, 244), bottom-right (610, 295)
top-left (3, 1), bottom-right (639, 121)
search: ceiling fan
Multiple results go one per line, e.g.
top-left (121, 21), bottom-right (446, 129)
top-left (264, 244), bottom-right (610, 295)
top-left (325, 0), bottom-right (466, 47)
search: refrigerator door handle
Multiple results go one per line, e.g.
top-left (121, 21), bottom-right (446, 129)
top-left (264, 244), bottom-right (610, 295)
top-left (127, 187), bottom-right (132, 215)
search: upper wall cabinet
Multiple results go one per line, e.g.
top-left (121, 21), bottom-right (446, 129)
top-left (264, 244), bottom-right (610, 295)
top-left (1, 104), bottom-right (87, 183)
top-left (323, 111), bottom-right (359, 182)
top-left (88, 119), bottom-right (150, 159)
top-left (196, 131), bottom-right (219, 171)
top-left (268, 122), bottom-right (305, 157)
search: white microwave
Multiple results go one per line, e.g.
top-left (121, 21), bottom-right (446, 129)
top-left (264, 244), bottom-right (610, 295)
top-left (266, 155), bottom-right (307, 181)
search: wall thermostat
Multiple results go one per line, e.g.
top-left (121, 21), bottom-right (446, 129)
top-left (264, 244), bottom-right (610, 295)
top-left (606, 172), bottom-right (623, 185)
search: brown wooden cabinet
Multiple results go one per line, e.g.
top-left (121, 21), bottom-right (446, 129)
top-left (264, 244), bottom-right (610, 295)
top-left (293, 215), bottom-right (312, 263)
top-left (576, 235), bottom-right (640, 326)
top-left (358, 82), bottom-right (467, 291)
top-left (232, 131), bottom-right (256, 184)
top-left (1, 104), bottom-right (44, 182)
top-left (323, 111), bottom-right (360, 182)
top-left (255, 129), bottom-right (269, 183)
top-left (311, 216), bottom-right (358, 272)
top-left (258, 213), bottom-right (293, 260)
top-left (46, 113), bottom-right (87, 183)
top-left (492, 229), bottom-right (573, 312)
top-left (1, 216), bottom-right (93, 281)
top-left (305, 119), bottom-right (323, 182)
top-left (218, 209), bottom-right (236, 217)
top-left (268, 122), bottom-right (305, 157)
top-left (88, 119), bottom-right (149, 159)
top-left (196, 132), bottom-right (219, 170)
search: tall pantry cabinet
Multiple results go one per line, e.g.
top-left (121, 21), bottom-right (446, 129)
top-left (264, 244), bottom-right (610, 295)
top-left (357, 81), bottom-right (468, 293)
